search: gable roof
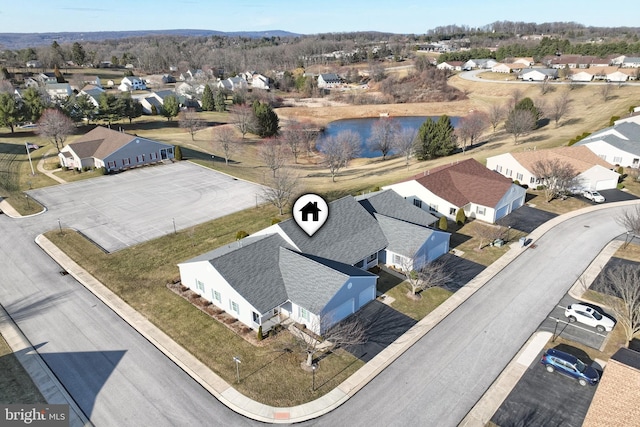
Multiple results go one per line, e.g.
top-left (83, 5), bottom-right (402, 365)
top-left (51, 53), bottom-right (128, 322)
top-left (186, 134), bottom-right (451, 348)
top-left (279, 248), bottom-right (374, 312)
top-left (277, 196), bottom-right (388, 265)
top-left (206, 234), bottom-right (291, 313)
top-left (577, 122), bottom-right (640, 156)
top-left (407, 158), bottom-right (514, 208)
top-left (355, 189), bottom-right (438, 227)
top-left (319, 73), bottom-right (340, 82)
top-left (509, 146), bottom-right (613, 172)
top-left (66, 126), bottom-right (172, 160)
top-left (373, 213), bottom-right (441, 258)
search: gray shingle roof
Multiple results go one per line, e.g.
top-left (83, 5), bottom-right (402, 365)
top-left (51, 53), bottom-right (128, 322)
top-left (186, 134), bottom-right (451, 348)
top-left (277, 196), bottom-right (388, 265)
top-left (204, 234), bottom-right (291, 313)
top-left (373, 213), bottom-right (440, 258)
top-left (577, 122), bottom-right (640, 156)
top-left (356, 189), bottom-right (438, 227)
top-left (279, 248), bottom-right (374, 312)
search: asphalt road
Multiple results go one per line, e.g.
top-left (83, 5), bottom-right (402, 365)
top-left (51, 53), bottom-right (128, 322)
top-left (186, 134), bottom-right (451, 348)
top-left (301, 206), bottom-right (629, 427)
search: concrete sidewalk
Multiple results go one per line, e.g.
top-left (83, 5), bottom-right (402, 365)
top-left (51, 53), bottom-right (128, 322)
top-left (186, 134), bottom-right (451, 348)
top-left (3, 200), bottom-right (637, 424)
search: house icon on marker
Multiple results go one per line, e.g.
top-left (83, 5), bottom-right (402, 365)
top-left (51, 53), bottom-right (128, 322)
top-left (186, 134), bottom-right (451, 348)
top-left (300, 201), bottom-right (321, 221)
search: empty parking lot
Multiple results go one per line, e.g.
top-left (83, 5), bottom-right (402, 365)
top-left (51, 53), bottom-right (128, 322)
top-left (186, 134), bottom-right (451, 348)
top-left (27, 162), bottom-right (266, 252)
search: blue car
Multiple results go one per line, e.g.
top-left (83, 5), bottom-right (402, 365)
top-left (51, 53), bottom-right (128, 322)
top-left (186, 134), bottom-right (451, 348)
top-left (540, 348), bottom-right (599, 386)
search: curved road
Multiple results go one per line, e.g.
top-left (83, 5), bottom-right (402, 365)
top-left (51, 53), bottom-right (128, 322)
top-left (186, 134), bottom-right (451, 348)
top-left (0, 201), bottom-right (634, 426)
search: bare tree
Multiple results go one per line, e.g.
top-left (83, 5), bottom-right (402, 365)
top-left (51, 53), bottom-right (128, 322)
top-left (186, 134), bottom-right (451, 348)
top-left (229, 104), bottom-right (253, 139)
top-left (259, 138), bottom-right (286, 177)
top-left (281, 120), bottom-right (305, 163)
top-left (399, 256), bottom-right (451, 299)
top-left (597, 264), bottom-right (640, 343)
top-left (211, 125), bottom-right (237, 165)
top-left (599, 83), bottom-right (612, 102)
top-left (616, 205), bottom-right (640, 247)
top-left (455, 110), bottom-right (489, 153)
top-left (366, 117), bottom-right (400, 160)
top-left (549, 95), bottom-right (571, 128)
top-left (531, 159), bottom-right (577, 202)
top-left (539, 79), bottom-right (552, 95)
top-left (509, 88), bottom-right (524, 109)
top-left (393, 128), bottom-right (416, 168)
top-left (293, 312), bottom-right (367, 368)
top-left (318, 130), bottom-right (361, 182)
top-left (179, 110), bottom-right (206, 140)
top-left (262, 168), bottom-right (298, 215)
top-left (504, 109), bottom-right (536, 144)
top-left (36, 108), bottom-right (75, 153)
top-left (474, 223), bottom-right (508, 250)
top-left (487, 103), bottom-right (505, 133)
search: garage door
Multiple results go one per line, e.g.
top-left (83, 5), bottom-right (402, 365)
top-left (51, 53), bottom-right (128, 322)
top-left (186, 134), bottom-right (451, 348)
top-left (358, 286), bottom-right (375, 309)
top-left (495, 204), bottom-right (509, 220)
top-left (511, 197), bottom-right (524, 211)
top-left (326, 298), bottom-right (354, 325)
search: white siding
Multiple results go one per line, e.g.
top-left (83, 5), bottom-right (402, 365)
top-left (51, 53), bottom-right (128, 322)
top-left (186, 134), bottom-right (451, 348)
top-left (581, 140), bottom-right (639, 168)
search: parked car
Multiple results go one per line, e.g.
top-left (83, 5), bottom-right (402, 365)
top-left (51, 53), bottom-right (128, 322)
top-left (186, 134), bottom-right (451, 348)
top-left (582, 190), bottom-right (605, 203)
top-left (565, 303), bottom-right (615, 332)
top-left (540, 348), bottom-right (599, 386)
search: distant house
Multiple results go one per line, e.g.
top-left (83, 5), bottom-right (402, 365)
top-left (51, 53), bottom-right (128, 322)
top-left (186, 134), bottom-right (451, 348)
top-left (251, 74), bottom-right (270, 90)
top-left (575, 121), bottom-right (640, 168)
top-left (79, 85), bottom-right (105, 107)
top-left (583, 348), bottom-right (640, 427)
top-left (607, 70), bottom-right (629, 82)
top-left (118, 76), bottom-right (147, 91)
top-left (216, 76), bottom-right (247, 92)
top-left (58, 126), bottom-right (174, 172)
top-left (569, 69), bottom-right (594, 82)
top-left (83, 76), bottom-right (102, 88)
top-left (26, 60), bottom-right (42, 68)
top-left (462, 58), bottom-right (497, 70)
top-left (486, 146), bottom-right (619, 191)
top-left (37, 72), bottom-right (57, 84)
top-left (383, 158), bottom-right (526, 224)
top-left (44, 83), bottom-right (73, 101)
top-left (491, 63), bottom-right (522, 73)
top-left (317, 73), bottom-right (342, 88)
top-left (519, 68), bottom-right (558, 81)
top-left (24, 77), bottom-right (39, 88)
top-left (621, 57), bottom-right (640, 68)
top-left (179, 191), bottom-right (449, 335)
top-left (436, 61), bottom-right (463, 71)
top-left (512, 57), bottom-right (535, 66)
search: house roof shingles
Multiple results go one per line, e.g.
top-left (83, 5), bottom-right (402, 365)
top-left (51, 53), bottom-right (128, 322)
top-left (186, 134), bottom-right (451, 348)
top-left (577, 122), bottom-right (640, 157)
top-left (277, 196), bottom-right (388, 265)
top-left (510, 146), bottom-right (613, 172)
top-left (373, 213), bottom-right (439, 258)
top-left (355, 189), bottom-right (438, 227)
top-left (407, 158), bottom-right (513, 208)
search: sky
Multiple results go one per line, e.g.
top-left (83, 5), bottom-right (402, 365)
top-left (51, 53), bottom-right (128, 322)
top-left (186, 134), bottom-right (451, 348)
top-left (1, 0), bottom-right (638, 35)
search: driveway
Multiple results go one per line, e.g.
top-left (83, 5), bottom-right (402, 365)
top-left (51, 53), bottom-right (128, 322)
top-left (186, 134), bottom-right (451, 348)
top-left (497, 204), bottom-right (558, 234)
top-left (491, 345), bottom-right (599, 427)
top-left (26, 162), bottom-right (265, 252)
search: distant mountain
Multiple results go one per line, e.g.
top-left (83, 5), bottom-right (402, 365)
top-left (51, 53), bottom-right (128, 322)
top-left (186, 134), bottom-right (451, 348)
top-left (0, 29), bottom-right (302, 49)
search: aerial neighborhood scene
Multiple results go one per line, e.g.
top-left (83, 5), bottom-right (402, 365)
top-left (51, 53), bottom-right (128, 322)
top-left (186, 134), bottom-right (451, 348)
top-left (2, 1), bottom-right (640, 426)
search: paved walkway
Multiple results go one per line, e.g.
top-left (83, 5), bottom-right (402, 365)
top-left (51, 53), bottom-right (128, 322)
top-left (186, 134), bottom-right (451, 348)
top-left (3, 200), bottom-right (639, 424)
top-left (37, 150), bottom-right (67, 184)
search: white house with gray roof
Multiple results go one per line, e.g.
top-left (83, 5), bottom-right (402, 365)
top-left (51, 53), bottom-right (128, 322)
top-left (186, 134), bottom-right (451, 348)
top-left (178, 190), bottom-right (450, 334)
top-left (575, 121), bottom-right (640, 168)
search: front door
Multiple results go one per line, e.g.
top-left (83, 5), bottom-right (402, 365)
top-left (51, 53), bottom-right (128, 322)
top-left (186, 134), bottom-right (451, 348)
top-left (160, 149), bottom-right (167, 160)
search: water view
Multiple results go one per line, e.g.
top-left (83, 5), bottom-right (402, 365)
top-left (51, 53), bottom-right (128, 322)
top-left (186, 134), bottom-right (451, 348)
top-left (316, 116), bottom-right (460, 158)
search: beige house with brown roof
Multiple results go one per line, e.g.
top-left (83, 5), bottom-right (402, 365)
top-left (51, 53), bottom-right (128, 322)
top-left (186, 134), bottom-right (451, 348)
top-left (382, 158), bottom-right (526, 223)
top-left (486, 146), bottom-right (619, 191)
top-left (58, 126), bottom-right (175, 173)
top-left (583, 348), bottom-right (640, 427)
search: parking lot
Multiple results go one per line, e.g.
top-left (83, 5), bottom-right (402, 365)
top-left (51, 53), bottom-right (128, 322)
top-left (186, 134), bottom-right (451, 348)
top-left (539, 295), bottom-right (613, 350)
top-left (27, 162), bottom-right (266, 252)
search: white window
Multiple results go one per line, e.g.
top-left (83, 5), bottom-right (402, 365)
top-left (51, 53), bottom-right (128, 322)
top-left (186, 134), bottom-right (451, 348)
top-left (476, 206), bottom-right (486, 215)
top-left (516, 173), bottom-right (523, 181)
top-left (123, 158), bottom-right (130, 166)
top-left (212, 290), bottom-right (221, 303)
top-left (613, 156), bottom-right (623, 164)
top-left (252, 312), bottom-right (260, 324)
top-left (599, 154), bottom-right (606, 161)
top-left (230, 301), bottom-right (239, 314)
top-left (530, 177), bottom-right (536, 184)
top-left (196, 279), bottom-right (205, 292)
top-left (393, 254), bottom-right (402, 265)
top-left (429, 204), bottom-right (438, 212)
top-left (413, 199), bottom-right (422, 208)
top-left (299, 307), bottom-right (310, 321)
top-left (449, 208), bottom-right (456, 215)
top-left (505, 168), bottom-right (512, 177)
top-left (497, 165), bottom-right (503, 173)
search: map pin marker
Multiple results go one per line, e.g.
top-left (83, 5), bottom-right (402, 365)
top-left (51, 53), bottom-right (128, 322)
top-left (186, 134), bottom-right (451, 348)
top-left (292, 193), bottom-right (329, 237)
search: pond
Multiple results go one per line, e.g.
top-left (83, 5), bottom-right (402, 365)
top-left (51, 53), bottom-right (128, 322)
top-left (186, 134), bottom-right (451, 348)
top-left (316, 116), bottom-right (460, 158)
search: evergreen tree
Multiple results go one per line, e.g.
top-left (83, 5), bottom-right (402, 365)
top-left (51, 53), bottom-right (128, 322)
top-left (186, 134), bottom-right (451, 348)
top-left (0, 92), bottom-right (21, 133)
top-left (201, 84), bottom-right (215, 111)
top-left (434, 115), bottom-right (457, 157)
top-left (214, 90), bottom-right (226, 112)
top-left (161, 95), bottom-right (180, 121)
top-left (455, 208), bottom-right (467, 226)
top-left (438, 216), bottom-right (448, 231)
top-left (97, 92), bottom-right (123, 124)
top-left (174, 145), bottom-right (182, 161)
top-left (71, 42), bottom-right (86, 66)
top-left (414, 115), bottom-right (456, 161)
top-left (514, 97), bottom-right (540, 122)
top-left (251, 101), bottom-right (279, 137)
top-left (21, 87), bottom-right (46, 123)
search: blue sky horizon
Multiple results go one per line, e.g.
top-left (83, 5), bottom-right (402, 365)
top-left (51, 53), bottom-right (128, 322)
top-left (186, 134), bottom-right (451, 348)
top-left (1, 1), bottom-right (638, 35)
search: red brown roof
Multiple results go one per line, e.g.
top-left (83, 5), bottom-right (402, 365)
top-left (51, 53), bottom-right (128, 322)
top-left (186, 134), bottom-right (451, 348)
top-left (407, 158), bottom-right (514, 208)
top-left (67, 126), bottom-right (136, 159)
